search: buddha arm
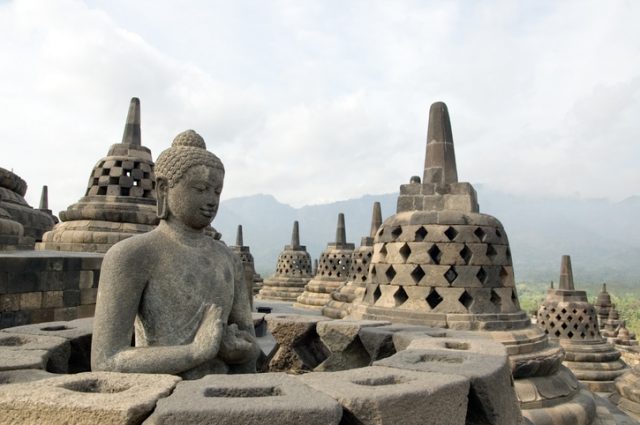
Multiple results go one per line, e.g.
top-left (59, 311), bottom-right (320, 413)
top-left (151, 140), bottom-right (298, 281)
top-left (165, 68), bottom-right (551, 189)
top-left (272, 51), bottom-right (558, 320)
top-left (91, 240), bottom-right (214, 374)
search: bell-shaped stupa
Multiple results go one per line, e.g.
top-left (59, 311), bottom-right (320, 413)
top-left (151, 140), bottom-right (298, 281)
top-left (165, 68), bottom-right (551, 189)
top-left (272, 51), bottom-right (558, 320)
top-left (322, 202), bottom-right (382, 319)
top-left (595, 283), bottom-right (613, 328)
top-left (349, 101), bottom-right (597, 424)
top-left (537, 255), bottom-right (627, 392)
top-left (0, 168), bottom-right (56, 249)
top-left (257, 221), bottom-right (313, 301)
top-left (38, 98), bottom-right (157, 252)
top-left (294, 213), bottom-right (354, 310)
top-left (230, 225), bottom-right (263, 297)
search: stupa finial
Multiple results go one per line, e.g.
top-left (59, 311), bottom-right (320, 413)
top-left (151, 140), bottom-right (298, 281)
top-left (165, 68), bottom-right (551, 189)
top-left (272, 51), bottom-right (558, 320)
top-left (291, 221), bottom-right (300, 248)
top-left (39, 185), bottom-right (48, 210)
top-left (423, 101), bottom-right (458, 185)
top-left (336, 213), bottom-right (346, 244)
top-left (602, 282), bottom-right (607, 293)
top-left (235, 225), bottom-right (243, 246)
top-left (121, 97), bottom-right (141, 146)
top-left (559, 255), bottom-right (575, 290)
top-left (370, 202), bottom-right (382, 238)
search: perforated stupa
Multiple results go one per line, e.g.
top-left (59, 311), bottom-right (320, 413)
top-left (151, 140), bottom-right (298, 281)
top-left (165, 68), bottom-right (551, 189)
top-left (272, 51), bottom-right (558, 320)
top-left (257, 221), bottom-right (313, 301)
top-left (38, 98), bottom-right (157, 252)
top-left (537, 255), bottom-right (627, 392)
top-left (230, 225), bottom-right (263, 296)
top-left (350, 101), bottom-right (599, 424)
top-left (295, 213), bottom-right (354, 310)
top-left (322, 202), bottom-right (382, 319)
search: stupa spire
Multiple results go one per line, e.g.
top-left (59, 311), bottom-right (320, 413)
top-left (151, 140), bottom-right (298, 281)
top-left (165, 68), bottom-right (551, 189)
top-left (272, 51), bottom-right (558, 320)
top-left (39, 185), bottom-right (48, 210)
top-left (121, 97), bottom-right (141, 146)
top-left (369, 202), bottom-right (382, 238)
top-left (559, 255), bottom-right (575, 290)
top-left (423, 101), bottom-right (458, 185)
top-left (235, 225), bottom-right (243, 246)
top-left (335, 213), bottom-right (346, 244)
top-left (291, 221), bottom-right (300, 248)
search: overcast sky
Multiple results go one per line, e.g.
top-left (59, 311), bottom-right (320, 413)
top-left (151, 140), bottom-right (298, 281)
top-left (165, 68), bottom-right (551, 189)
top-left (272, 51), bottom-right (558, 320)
top-left (1, 0), bottom-right (639, 215)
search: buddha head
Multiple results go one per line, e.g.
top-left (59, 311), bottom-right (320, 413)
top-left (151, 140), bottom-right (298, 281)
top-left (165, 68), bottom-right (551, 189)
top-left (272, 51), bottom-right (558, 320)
top-left (155, 130), bottom-right (225, 229)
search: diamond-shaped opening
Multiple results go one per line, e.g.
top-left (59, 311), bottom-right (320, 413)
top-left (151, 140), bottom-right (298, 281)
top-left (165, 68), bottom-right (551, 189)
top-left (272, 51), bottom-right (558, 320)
top-left (385, 265), bottom-right (397, 283)
top-left (506, 248), bottom-right (512, 259)
top-left (578, 316), bottom-right (583, 322)
top-left (428, 244), bottom-right (442, 264)
top-left (561, 323), bottom-right (568, 330)
top-left (550, 322), bottom-right (555, 328)
top-left (415, 226), bottom-right (428, 242)
top-left (394, 286), bottom-right (409, 306)
top-left (426, 288), bottom-right (443, 309)
top-left (373, 285), bottom-right (382, 303)
top-left (554, 330), bottom-right (561, 337)
top-left (572, 309), bottom-right (578, 314)
top-left (474, 227), bottom-right (486, 242)
top-left (585, 323), bottom-right (590, 329)
top-left (489, 289), bottom-right (501, 307)
top-left (444, 226), bottom-right (458, 241)
top-left (444, 266), bottom-right (458, 284)
top-left (567, 315), bottom-right (572, 322)
top-left (378, 244), bottom-right (388, 258)
top-left (589, 331), bottom-right (595, 337)
top-left (459, 245), bottom-right (472, 265)
top-left (410, 265), bottom-right (425, 284)
top-left (398, 243), bottom-right (412, 261)
top-left (511, 289), bottom-right (519, 307)
top-left (567, 331), bottom-right (574, 338)
top-left (486, 244), bottom-right (497, 261)
top-left (476, 267), bottom-right (488, 284)
top-left (555, 315), bottom-right (561, 321)
top-left (499, 267), bottom-right (510, 285)
top-left (391, 226), bottom-right (403, 240)
top-left (458, 290), bottom-right (473, 309)
top-left (573, 323), bottom-right (578, 329)
top-left (495, 228), bottom-right (502, 238)
top-left (371, 265), bottom-right (377, 278)
top-left (561, 308), bottom-right (567, 314)
top-left (580, 332), bottom-right (586, 338)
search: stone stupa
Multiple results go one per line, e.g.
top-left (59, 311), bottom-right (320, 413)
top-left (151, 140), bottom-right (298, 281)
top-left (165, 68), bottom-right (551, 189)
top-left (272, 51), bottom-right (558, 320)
top-left (322, 202), bottom-right (382, 319)
top-left (595, 283), bottom-right (613, 328)
top-left (536, 255), bottom-right (627, 392)
top-left (294, 213), bottom-right (354, 310)
top-left (349, 101), bottom-right (597, 424)
top-left (230, 225), bottom-right (263, 297)
top-left (38, 98), bottom-right (158, 253)
top-left (0, 167), bottom-right (56, 248)
top-left (257, 221), bottom-right (313, 302)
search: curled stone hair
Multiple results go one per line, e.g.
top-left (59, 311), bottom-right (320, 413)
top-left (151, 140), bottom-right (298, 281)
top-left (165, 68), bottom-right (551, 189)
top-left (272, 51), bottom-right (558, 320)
top-left (155, 130), bottom-right (224, 187)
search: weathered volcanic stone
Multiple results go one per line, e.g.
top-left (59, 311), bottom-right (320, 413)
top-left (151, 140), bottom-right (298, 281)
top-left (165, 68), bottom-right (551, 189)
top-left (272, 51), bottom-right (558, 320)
top-left (349, 101), bottom-right (595, 425)
top-left (375, 335), bottom-right (522, 425)
top-left (230, 225), bottom-right (263, 299)
top-left (295, 213), bottom-right (354, 310)
top-left (300, 365), bottom-right (469, 425)
top-left (38, 98), bottom-right (158, 253)
top-left (145, 372), bottom-right (342, 425)
top-left (265, 314), bottom-right (330, 372)
top-left (323, 202), bottom-right (382, 319)
top-left (0, 371), bottom-right (180, 425)
top-left (615, 366), bottom-right (640, 420)
top-left (0, 168), bottom-right (55, 248)
top-left (0, 332), bottom-right (69, 372)
top-left (258, 221), bottom-right (313, 302)
top-left (536, 255), bottom-right (627, 392)
top-left (0, 369), bottom-right (54, 385)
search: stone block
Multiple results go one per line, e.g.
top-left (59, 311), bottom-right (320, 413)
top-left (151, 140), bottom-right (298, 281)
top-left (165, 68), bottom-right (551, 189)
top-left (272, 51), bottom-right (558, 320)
top-left (0, 372), bottom-right (180, 425)
top-left (0, 331), bottom-right (70, 372)
top-left (6, 272), bottom-right (38, 293)
top-left (300, 366), bottom-right (469, 425)
top-left (19, 292), bottom-right (42, 310)
top-left (42, 290), bottom-right (64, 308)
top-left (375, 336), bottom-right (522, 425)
top-left (54, 307), bottom-right (78, 321)
top-left (0, 369), bottom-right (54, 385)
top-left (0, 348), bottom-right (48, 371)
top-left (0, 294), bottom-right (20, 312)
top-left (145, 372), bottom-right (342, 425)
top-left (265, 314), bottom-right (330, 372)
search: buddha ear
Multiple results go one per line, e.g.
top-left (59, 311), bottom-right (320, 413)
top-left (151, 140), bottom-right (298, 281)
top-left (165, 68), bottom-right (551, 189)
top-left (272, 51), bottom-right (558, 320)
top-left (156, 177), bottom-right (169, 219)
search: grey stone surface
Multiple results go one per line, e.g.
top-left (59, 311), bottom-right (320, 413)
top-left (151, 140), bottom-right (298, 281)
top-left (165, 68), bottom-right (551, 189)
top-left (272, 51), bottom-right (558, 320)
top-left (91, 130), bottom-right (258, 378)
top-left (0, 371), bottom-right (180, 425)
top-left (145, 372), bottom-right (342, 425)
top-left (375, 336), bottom-right (523, 425)
top-left (300, 365), bottom-right (469, 425)
top-left (0, 332), bottom-right (69, 372)
top-left (0, 368), bottom-right (54, 385)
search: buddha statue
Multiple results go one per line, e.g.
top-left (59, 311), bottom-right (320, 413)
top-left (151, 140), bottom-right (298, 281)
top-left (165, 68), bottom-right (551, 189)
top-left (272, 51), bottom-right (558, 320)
top-left (91, 130), bottom-right (259, 379)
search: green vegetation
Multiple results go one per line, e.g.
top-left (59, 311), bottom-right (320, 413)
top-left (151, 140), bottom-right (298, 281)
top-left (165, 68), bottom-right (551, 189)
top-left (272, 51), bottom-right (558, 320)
top-left (516, 281), bottom-right (640, 337)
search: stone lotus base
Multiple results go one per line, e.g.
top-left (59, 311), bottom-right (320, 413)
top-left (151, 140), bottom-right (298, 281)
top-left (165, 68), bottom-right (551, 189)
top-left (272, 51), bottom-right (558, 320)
top-left (0, 314), bottom-right (632, 424)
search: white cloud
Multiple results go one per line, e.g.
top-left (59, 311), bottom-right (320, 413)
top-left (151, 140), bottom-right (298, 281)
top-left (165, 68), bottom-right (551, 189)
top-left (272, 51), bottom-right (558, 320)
top-left (1, 0), bottom-right (639, 216)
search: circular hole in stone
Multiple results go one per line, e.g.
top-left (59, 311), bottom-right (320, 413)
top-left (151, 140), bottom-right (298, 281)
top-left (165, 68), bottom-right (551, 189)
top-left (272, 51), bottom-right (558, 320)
top-left (204, 386), bottom-right (282, 397)
top-left (444, 341), bottom-right (470, 350)
top-left (351, 375), bottom-right (412, 386)
top-left (0, 336), bottom-right (28, 347)
top-left (60, 379), bottom-right (131, 393)
top-left (40, 325), bottom-right (70, 331)
top-left (411, 353), bottom-right (464, 364)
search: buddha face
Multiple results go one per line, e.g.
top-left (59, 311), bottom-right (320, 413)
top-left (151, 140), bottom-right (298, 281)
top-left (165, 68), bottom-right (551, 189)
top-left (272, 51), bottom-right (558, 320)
top-left (164, 164), bottom-right (224, 229)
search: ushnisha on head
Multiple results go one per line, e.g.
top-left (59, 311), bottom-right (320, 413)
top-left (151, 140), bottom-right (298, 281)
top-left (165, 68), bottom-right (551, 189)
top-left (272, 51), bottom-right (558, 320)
top-left (155, 130), bottom-right (225, 226)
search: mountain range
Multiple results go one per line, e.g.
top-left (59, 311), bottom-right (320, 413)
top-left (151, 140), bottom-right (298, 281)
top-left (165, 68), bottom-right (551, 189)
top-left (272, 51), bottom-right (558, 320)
top-left (215, 188), bottom-right (640, 289)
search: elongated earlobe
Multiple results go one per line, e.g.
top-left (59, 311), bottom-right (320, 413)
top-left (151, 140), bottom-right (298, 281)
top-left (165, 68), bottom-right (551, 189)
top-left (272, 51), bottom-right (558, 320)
top-left (156, 178), bottom-right (169, 219)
